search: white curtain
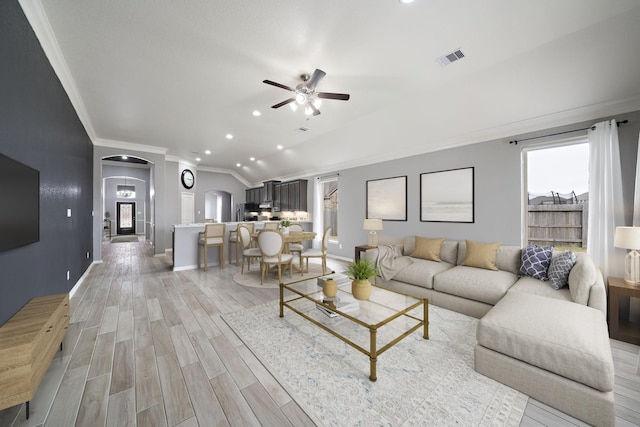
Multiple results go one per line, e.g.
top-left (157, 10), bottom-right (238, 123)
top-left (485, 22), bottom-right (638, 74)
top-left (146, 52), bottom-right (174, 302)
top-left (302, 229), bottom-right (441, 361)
top-left (312, 178), bottom-right (324, 248)
top-left (587, 119), bottom-right (625, 278)
top-left (633, 131), bottom-right (640, 226)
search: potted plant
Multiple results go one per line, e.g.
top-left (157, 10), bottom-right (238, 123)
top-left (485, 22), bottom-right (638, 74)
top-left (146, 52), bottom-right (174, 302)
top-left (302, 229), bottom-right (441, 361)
top-left (345, 258), bottom-right (378, 300)
top-left (279, 219), bottom-right (291, 233)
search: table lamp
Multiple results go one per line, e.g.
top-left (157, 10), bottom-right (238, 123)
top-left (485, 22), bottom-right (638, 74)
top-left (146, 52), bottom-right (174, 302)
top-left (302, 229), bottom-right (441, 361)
top-left (363, 218), bottom-right (383, 247)
top-left (614, 226), bottom-right (640, 285)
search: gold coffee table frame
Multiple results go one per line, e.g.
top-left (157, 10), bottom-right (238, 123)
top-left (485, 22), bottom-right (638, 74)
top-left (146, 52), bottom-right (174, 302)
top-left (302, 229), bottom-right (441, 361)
top-left (279, 275), bottom-right (429, 381)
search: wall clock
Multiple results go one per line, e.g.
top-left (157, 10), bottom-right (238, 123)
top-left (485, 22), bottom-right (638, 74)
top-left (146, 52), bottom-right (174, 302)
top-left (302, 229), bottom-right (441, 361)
top-left (181, 169), bottom-right (195, 189)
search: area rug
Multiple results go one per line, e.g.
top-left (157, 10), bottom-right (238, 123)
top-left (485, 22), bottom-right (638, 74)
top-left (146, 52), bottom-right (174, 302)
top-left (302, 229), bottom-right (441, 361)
top-left (232, 263), bottom-right (330, 288)
top-left (222, 299), bottom-right (528, 426)
top-left (110, 236), bottom-right (139, 243)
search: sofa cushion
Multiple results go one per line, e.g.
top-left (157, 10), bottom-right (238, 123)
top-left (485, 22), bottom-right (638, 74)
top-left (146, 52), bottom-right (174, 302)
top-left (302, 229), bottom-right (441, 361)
top-left (433, 265), bottom-right (518, 305)
top-left (568, 252), bottom-right (599, 305)
top-left (461, 240), bottom-right (500, 270)
top-left (477, 292), bottom-right (614, 392)
top-left (496, 246), bottom-right (521, 275)
top-left (508, 276), bottom-right (573, 302)
top-left (410, 237), bottom-right (444, 261)
top-left (548, 251), bottom-right (577, 289)
top-left (404, 237), bottom-right (458, 265)
top-left (519, 243), bottom-right (554, 280)
top-left (393, 258), bottom-right (453, 289)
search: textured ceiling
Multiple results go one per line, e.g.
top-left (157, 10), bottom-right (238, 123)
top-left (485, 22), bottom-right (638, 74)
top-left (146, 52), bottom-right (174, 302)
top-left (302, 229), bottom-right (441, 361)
top-left (21, 0), bottom-right (640, 184)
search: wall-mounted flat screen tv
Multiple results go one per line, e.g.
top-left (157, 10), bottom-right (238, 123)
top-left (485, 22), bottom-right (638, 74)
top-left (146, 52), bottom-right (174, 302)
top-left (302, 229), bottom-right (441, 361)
top-left (0, 154), bottom-right (40, 252)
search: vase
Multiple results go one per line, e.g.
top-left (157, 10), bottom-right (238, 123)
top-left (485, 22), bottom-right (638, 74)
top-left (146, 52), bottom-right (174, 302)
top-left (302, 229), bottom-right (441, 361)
top-left (323, 278), bottom-right (337, 298)
top-left (352, 279), bottom-right (371, 300)
top-left (281, 226), bottom-right (289, 234)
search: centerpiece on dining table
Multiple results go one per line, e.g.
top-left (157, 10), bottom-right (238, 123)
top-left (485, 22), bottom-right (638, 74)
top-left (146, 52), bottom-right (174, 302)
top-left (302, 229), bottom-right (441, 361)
top-left (279, 220), bottom-right (291, 234)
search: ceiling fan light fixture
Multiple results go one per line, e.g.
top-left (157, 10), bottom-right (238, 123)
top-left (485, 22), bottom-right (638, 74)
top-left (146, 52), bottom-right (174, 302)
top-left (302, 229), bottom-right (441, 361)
top-left (304, 105), bottom-right (313, 116)
top-left (295, 93), bottom-right (307, 104)
top-left (289, 102), bottom-right (298, 112)
top-left (312, 98), bottom-right (322, 108)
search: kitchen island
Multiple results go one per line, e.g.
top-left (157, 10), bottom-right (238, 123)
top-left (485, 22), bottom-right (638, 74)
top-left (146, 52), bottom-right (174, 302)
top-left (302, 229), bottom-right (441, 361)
top-left (171, 221), bottom-right (312, 271)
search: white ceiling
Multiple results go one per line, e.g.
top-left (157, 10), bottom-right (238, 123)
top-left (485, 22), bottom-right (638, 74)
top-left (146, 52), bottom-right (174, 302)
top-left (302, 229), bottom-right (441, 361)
top-left (21, 0), bottom-right (640, 185)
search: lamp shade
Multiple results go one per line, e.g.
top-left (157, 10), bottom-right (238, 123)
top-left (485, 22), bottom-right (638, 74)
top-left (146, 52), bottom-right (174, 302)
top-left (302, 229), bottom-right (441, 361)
top-left (363, 218), bottom-right (383, 231)
top-left (614, 226), bottom-right (640, 249)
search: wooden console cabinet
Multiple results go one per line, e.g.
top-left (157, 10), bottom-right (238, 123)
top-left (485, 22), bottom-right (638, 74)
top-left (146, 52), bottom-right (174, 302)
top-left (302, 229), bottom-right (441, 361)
top-left (0, 293), bottom-right (69, 418)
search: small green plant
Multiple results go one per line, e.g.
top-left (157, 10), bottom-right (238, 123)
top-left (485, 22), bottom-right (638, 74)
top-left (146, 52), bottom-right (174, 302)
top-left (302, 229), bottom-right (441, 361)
top-left (346, 259), bottom-right (378, 280)
top-left (279, 220), bottom-right (291, 227)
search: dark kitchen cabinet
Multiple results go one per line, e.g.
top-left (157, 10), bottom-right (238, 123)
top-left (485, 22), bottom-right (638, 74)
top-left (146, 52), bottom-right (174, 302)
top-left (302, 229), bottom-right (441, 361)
top-left (245, 187), bottom-right (263, 205)
top-left (278, 179), bottom-right (307, 211)
top-left (279, 182), bottom-right (289, 211)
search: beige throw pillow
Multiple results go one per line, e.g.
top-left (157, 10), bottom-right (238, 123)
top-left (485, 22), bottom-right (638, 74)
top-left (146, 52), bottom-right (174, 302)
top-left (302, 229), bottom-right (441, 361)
top-left (461, 240), bottom-right (500, 270)
top-left (410, 237), bottom-right (444, 261)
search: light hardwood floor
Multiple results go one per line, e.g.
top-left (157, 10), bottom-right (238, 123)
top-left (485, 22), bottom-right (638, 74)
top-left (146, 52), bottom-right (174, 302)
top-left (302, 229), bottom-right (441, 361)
top-left (0, 237), bottom-right (639, 426)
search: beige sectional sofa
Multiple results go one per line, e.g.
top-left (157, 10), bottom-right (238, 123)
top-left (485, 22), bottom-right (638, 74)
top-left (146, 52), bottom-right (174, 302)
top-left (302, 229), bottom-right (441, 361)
top-left (364, 236), bottom-right (614, 427)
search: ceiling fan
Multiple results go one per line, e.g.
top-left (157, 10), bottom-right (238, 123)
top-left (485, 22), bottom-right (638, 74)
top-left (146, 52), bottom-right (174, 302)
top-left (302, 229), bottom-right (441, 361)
top-left (263, 69), bottom-right (350, 116)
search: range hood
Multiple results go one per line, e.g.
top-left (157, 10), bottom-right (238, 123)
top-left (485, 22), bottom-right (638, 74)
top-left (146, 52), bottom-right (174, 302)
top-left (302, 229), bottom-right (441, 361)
top-left (259, 180), bottom-right (280, 209)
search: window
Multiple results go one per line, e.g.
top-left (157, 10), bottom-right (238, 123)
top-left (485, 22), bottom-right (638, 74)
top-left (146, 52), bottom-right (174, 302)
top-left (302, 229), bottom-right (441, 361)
top-left (315, 176), bottom-right (338, 243)
top-left (524, 140), bottom-right (589, 250)
top-left (323, 179), bottom-right (338, 241)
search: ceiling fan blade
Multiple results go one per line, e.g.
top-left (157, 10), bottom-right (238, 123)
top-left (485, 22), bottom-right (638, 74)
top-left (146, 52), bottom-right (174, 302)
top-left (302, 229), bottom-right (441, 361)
top-left (306, 69), bottom-right (326, 90)
top-left (309, 103), bottom-right (321, 116)
top-left (263, 80), bottom-right (295, 92)
top-left (317, 92), bottom-right (350, 101)
top-left (271, 98), bottom-right (296, 109)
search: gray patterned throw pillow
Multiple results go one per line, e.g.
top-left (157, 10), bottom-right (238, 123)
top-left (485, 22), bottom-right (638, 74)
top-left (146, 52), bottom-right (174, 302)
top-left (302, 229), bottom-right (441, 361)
top-left (519, 243), bottom-right (554, 280)
top-left (548, 251), bottom-right (577, 290)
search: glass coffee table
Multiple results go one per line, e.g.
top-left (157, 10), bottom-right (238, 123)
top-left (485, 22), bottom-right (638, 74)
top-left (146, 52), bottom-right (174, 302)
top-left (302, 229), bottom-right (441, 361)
top-left (279, 275), bottom-right (429, 381)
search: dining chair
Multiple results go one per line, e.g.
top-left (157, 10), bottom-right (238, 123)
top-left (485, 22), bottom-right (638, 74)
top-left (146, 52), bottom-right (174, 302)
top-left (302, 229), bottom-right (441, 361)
top-left (300, 226), bottom-right (330, 275)
top-left (197, 223), bottom-right (226, 271)
top-left (287, 223), bottom-right (304, 269)
top-left (257, 229), bottom-right (293, 285)
top-left (238, 224), bottom-right (261, 274)
top-left (263, 222), bottom-right (279, 230)
top-left (229, 222), bottom-right (255, 265)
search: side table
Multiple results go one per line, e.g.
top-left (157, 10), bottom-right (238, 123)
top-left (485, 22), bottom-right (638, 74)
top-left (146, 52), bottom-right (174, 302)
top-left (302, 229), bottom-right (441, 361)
top-left (608, 276), bottom-right (640, 345)
top-left (354, 244), bottom-right (376, 262)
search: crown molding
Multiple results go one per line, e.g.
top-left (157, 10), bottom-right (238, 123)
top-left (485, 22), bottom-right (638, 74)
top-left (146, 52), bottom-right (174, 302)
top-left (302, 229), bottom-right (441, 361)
top-left (19, 0), bottom-right (97, 141)
top-left (94, 138), bottom-right (168, 155)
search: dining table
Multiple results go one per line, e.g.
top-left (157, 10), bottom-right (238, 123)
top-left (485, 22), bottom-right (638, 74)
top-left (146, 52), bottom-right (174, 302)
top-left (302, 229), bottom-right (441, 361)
top-left (251, 230), bottom-right (316, 251)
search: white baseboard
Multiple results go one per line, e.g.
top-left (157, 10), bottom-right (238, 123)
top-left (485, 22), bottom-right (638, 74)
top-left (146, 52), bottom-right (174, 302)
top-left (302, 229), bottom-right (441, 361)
top-left (69, 261), bottom-right (98, 298)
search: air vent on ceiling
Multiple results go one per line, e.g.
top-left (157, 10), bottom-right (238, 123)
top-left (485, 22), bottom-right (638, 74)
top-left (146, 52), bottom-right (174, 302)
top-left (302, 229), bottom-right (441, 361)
top-left (436, 48), bottom-right (465, 67)
top-left (298, 127), bottom-right (309, 132)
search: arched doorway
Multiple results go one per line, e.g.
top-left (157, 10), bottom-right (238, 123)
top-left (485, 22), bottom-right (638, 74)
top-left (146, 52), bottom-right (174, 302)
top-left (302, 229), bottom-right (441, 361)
top-left (205, 190), bottom-right (232, 222)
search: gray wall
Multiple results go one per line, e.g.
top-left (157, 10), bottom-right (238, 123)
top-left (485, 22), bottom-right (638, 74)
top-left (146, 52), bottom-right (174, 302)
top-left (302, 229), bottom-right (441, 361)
top-left (320, 110), bottom-right (640, 261)
top-left (0, 0), bottom-right (94, 324)
top-left (193, 170), bottom-right (247, 223)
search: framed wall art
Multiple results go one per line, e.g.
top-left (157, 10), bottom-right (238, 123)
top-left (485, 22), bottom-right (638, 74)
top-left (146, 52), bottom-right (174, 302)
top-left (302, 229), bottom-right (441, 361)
top-left (420, 167), bottom-right (474, 223)
top-left (366, 175), bottom-right (407, 221)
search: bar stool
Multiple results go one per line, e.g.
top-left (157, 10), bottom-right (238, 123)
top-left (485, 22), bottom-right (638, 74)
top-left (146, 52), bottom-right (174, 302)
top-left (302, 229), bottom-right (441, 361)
top-left (229, 223), bottom-right (255, 265)
top-left (197, 223), bottom-right (226, 271)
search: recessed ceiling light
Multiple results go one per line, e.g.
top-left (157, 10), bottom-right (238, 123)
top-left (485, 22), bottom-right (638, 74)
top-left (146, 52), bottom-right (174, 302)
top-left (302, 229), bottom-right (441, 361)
top-left (252, 110), bottom-right (261, 117)
top-left (399, 0), bottom-right (415, 3)
top-left (277, 145), bottom-right (283, 150)
top-left (195, 157), bottom-right (201, 162)
top-left (205, 150), bottom-right (211, 155)
top-left (236, 163), bottom-right (241, 167)
top-left (226, 134), bottom-right (233, 140)
top-left (249, 157), bottom-right (255, 162)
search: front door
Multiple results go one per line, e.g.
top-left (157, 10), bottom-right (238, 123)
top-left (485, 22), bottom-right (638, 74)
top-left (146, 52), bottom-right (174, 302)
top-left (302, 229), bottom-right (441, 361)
top-left (116, 202), bottom-right (135, 235)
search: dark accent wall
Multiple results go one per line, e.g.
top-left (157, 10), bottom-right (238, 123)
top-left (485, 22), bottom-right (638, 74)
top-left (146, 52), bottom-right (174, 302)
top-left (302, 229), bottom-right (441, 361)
top-left (0, 1), bottom-right (94, 324)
